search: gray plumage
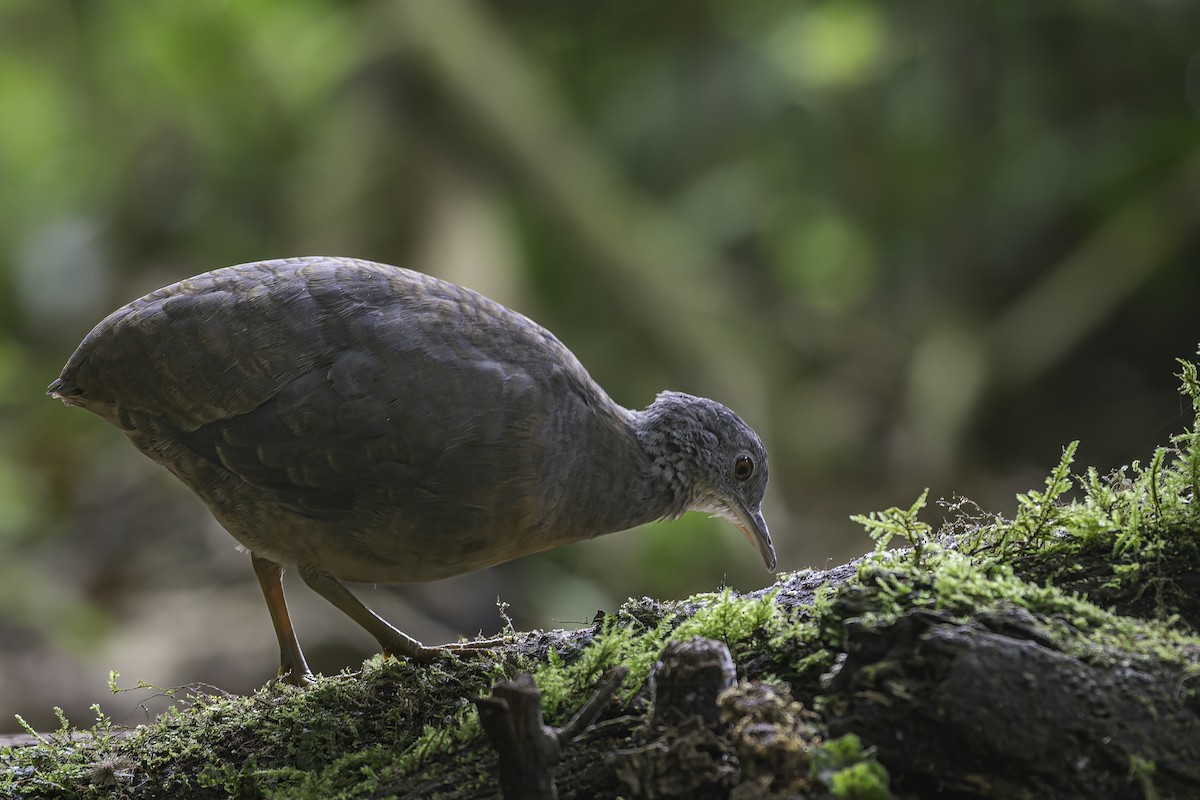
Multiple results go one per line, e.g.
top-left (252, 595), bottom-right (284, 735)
top-left (50, 256), bottom-right (773, 682)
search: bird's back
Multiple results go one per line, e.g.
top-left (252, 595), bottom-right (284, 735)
top-left (54, 257), bottom-right (652, 582)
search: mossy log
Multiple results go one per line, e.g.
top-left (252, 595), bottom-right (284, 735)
top-left (4, 540), bottom-right (1199, 800)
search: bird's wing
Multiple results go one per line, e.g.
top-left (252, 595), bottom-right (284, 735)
top-left (166, 344), bottom-right (552, 521)
top-left (58, 257), bottom-right (605, 527)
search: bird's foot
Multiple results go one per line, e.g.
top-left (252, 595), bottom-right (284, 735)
top-left (385, 634), bottom-right (507, 664)
top-left (441, 634), bottom-right (508, 655)
top-left (274, 664), bottom-right (316, 687)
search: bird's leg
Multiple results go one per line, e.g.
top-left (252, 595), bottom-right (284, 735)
top-left (296, 565), bottom-right (499, 662)
top-left (251, 554), bottom-right (314, 686)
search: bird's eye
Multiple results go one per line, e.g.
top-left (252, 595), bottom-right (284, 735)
top-left (734, 456), bottom-right (754, 481)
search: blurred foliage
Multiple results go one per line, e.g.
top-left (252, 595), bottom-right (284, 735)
top-left (2, 0), bottom-right (1199, 730)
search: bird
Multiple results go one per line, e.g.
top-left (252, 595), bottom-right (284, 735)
top-left (49, 256), bottom-right (774, 685)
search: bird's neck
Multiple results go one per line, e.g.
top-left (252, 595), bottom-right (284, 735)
top-left (629, 407), bottom-right (694, 523)
top-left (534, 401), bottom-right (684, 543)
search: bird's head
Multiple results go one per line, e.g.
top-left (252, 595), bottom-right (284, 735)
top-left (637, 391), bottom-right (775, 571)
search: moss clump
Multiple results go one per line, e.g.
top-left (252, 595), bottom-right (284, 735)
top-left (532, 585), bottom-right (792, 721)
top-left (2, 656), bottom-right (511, 800)
top-left (814, 734), bottom-right (890, 800)
top-left (831, 353), bottom-right (1200, 668)
top-left (836, 473), bottom-right (1199, 665)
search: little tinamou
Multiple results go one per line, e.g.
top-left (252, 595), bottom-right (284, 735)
top-left (50, 257), bottom-right (774, 684)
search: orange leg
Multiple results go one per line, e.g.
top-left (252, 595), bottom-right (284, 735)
top-left (252, 554), bottom-right (314, 685)
top-left (297, 564), bottom-right (502, 662)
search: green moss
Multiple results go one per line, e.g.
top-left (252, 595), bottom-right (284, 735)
top-left (532, 585), bottom-right (797, 721)
top-left (3, 655), bottom-right (512, 799)
top-left (831, 352), bottom-right (1200, 665)
top-left (811, 733), bottom-right (890, 800)
top-left (827, 761), bottom-right (892, 800)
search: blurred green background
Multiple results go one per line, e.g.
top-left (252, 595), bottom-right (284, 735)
top-left (3, 0), bottom-right (1199, 733)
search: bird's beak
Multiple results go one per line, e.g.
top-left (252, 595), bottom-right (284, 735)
top-left (729, 503), bottom-right (776, 572)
